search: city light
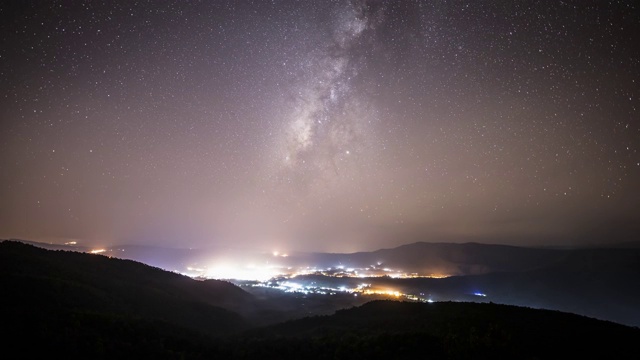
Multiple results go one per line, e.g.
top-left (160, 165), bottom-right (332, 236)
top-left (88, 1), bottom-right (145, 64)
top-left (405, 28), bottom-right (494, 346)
top-left (204, 263), bottom-right (285, 281)
top-left (175, 255), bottom-right (456, 303)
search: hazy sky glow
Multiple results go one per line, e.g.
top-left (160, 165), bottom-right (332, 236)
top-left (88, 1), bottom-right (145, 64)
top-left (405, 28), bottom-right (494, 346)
top-left (1, 1), bottom-right (638, 251)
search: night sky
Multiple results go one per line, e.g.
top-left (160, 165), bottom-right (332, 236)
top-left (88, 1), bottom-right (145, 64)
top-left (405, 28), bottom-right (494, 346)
top-left (1, 1), bottom-right (638, 252)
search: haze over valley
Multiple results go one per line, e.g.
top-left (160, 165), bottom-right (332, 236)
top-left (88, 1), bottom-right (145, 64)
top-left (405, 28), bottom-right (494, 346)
top-left (2, 0), bottom-right (639, 357)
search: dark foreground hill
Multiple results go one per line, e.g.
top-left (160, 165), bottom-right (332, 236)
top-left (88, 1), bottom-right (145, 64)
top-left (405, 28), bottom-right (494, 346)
top-left (0, 240), bottom-right (252, 335)
top-left (2, 241), bottom-right (639, 359)
top-left (245, 300), bottom-right (640, 360)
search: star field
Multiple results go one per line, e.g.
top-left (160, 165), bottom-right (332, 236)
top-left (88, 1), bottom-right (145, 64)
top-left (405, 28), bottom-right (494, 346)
top-left (1, 1), bottom-right (638, 251)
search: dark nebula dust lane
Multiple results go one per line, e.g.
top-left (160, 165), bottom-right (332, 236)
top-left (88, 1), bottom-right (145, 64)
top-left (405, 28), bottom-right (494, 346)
top-left (1, 1), bottom-right (638, 251)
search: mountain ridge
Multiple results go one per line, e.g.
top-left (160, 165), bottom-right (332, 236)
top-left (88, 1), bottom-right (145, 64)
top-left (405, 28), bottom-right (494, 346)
top-left (0, 240), bottom-right (252, 335)
top-left (2, 240), bottom-right (640, 359)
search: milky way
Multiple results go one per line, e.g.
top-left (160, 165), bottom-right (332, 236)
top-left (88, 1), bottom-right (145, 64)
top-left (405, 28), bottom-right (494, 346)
top-left (1, 1), bottom-right (638, 251)
top-left (278, 1), bottom-right (382, 191)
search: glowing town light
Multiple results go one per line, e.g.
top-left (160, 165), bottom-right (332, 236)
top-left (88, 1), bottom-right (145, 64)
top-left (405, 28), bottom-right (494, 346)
top-left (427, 274), bottom-right (451, 279)
top-left (279, 281), bottom-right (309, 293)
top-left (205, 263), bottom-right (284, 281)
top-left (205, 264), bottom-right (238, 279)
top-left (282, 281), bottom-right (302, 290)
top-left (89, 249), bottom-right (106, 254)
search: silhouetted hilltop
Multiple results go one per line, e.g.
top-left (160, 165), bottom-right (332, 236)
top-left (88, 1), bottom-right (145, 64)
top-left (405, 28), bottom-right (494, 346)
top-left (2, 240), bottom-right (639, 359)
top-left (0, 240), bottom-right (251, 336)
top-left (245, 300), bottom-right (640, 359)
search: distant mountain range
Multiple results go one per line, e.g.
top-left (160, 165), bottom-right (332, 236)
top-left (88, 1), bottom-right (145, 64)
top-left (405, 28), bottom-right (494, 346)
top-left (2, 240), bottom-right (639, 359)
top-left (286, 242), bottom-right (640, 326)
top-left (295, 241), bottom-right (568, 274)
top-left (14, 238), bottom-right (640, 276)
top-left (7, 238), bottom-right (640, 327)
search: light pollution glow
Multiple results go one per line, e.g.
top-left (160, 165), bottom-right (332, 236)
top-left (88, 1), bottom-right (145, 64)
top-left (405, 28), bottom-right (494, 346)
top-left (89, 246), bottom-right (452, 281)
top-left (2, 1), bottom-right (638, 253)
